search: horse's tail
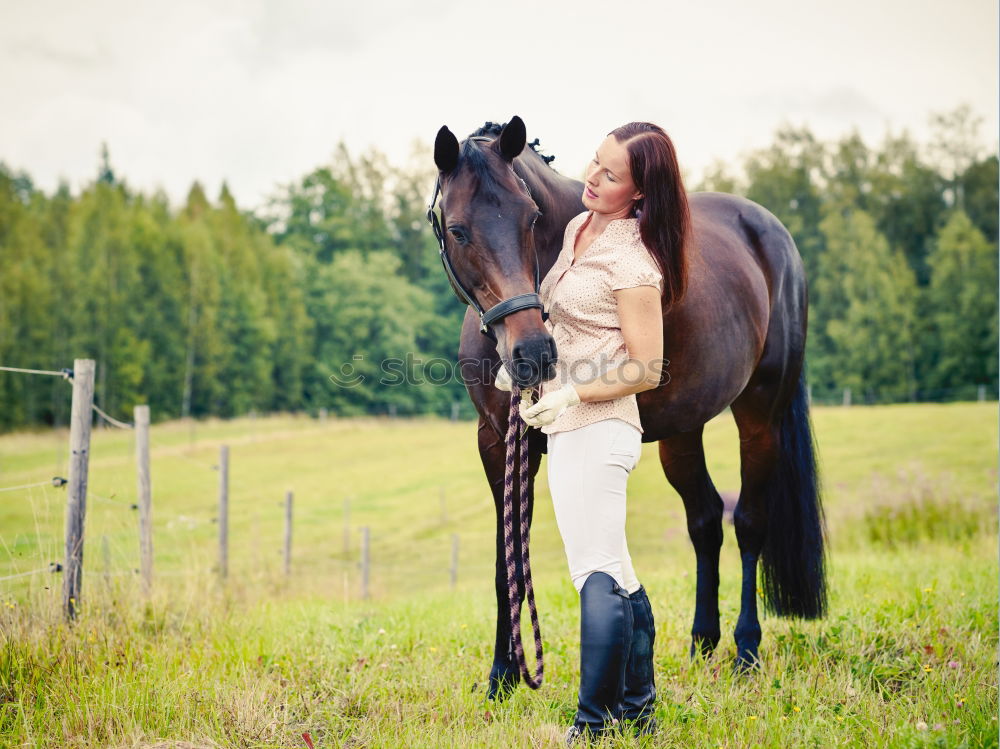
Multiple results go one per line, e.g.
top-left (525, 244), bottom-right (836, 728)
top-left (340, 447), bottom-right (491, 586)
top-left (759, 368), bottom-right (827, 619)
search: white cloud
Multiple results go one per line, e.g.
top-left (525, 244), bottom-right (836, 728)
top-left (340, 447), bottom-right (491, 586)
top-left (0, 0), bottom-right (995, 209)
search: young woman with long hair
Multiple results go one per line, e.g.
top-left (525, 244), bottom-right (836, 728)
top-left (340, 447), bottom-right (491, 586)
top-left (498, 121), bottom-right (690, 742)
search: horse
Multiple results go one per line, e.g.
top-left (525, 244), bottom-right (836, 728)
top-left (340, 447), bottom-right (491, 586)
top-left (429, 116), bottom-right (826, 699)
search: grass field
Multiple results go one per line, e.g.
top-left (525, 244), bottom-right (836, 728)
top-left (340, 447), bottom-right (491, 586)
top-left (0, 402), bottom-right (997, 747)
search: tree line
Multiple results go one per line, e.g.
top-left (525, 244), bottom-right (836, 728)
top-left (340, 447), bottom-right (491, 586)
top-left (0, 106), bottom-right (996, 431)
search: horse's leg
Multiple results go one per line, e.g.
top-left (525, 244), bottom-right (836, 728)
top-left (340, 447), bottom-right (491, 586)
top-left (478, 415), bottom-right (544, 700)
top-left (730, 371), bottom-right (826, 671)
top-left (727, 417), bottom-right (778, 671)
top-left (657, 427), bottom-right (725, 658)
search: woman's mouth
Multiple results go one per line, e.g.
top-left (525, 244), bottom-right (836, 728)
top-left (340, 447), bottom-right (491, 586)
top-left (585, 187), bottom-right (598, 199)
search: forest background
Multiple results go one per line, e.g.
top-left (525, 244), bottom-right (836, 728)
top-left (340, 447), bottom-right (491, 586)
top-left (0, 104), bottom-right (996, 432)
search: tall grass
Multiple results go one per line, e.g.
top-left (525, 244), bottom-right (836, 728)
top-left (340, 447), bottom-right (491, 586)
top-left (0, 402), bottom-right (997, 747)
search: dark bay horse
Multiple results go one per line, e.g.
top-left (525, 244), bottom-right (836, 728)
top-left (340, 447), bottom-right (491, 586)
top-left (430, 117), bottom-right (826, 698)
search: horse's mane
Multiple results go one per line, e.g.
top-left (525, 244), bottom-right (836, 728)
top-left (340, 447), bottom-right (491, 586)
top-left (456, 121), bottom-right (556, 205)
top-left (468, 121), bottom-right (557, 166)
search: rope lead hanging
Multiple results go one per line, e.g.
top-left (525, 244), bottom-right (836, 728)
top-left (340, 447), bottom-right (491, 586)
top-left (502, 388), bottom-right (543, 689)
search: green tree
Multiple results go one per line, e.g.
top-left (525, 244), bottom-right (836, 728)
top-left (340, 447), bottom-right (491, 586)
top-left (960, 155), bottom-right (999, 243)
top-left (867, 131), bottom-right (947, 286)
top-left (924, 211), bottom-right (998, 396)
top-left (817, 209), bottom-right (919, 402)
top-left (927, 104), bottom-right (985, 212)
top-left (308, 250), bottom-right (444, 415)
top-left (744, 125), bottom-right (827, 282)
top-left (0, 166), bottom-right (57, 428)
top-left (825, 131), bottom-right (874, 214)
top-left (692, 158), bottom-right (743, 194)
top-left (126, 192), bottom-right (189, 420)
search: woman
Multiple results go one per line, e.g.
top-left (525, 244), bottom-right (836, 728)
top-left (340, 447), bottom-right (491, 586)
top-left (497, 121), bottom-right (690, 742)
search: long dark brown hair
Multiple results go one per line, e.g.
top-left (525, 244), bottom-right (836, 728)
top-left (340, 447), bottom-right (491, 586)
top-left (608, 122), bottom-right (690, 309)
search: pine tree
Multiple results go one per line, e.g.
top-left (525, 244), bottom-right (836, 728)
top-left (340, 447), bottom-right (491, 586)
top-left (818, 209), bottom-right (919, 402)
top-left (924, 211), bottom-right (998, 396)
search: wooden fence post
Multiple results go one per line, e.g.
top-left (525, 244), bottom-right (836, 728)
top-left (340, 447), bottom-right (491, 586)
top-left (360, 526), bottom-right (370, 599)
top-left (843, 386), bottom-right (851, 407)
top-left (134, 405), bottom-right (153, 595)
top-left (284, 490), bottom-right (293, 576)
top-left (63, 358), bottom-right (95, 621)
top-left (218, 445), bottom-right (229, 580)
top-left (450, 533), bottom-right (459, 589)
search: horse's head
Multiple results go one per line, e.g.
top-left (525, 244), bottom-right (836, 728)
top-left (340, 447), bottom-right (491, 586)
top-left (431, 116), bottom-right (557, 388)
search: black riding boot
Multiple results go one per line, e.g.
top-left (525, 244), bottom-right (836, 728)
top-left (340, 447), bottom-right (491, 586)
top-left (620, 585), bottom-right (657, 734)
top-left (566, 572), bottom-right (633, 744)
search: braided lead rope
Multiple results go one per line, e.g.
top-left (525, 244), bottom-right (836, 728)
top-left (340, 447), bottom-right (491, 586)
top-left (503, 388), bottom-right (543, 689)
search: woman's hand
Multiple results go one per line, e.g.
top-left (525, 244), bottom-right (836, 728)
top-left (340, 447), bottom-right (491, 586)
top-left (520, 383), bottom-right (581, 427)
top-left (494, 363), bottom-right (513, 392)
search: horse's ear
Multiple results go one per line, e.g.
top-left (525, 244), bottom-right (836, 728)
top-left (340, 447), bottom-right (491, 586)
top-left (498, 116), bottom-right (526, 162)
top-left (434, 126), bottom-right (460, 173)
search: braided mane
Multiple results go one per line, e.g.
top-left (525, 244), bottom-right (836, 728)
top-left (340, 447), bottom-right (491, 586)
top-left (469, 121), bottom-right (557, 165)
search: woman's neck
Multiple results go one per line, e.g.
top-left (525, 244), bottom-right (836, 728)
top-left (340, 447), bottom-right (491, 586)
top-left (588, 205), bottom-right (635, 234)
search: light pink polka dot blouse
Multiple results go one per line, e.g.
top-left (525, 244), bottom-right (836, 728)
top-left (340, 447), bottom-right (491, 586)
top-left (538, 210), bottom-right (664, 436)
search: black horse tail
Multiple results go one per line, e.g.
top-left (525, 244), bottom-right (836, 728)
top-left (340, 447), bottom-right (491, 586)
top-left (760, 368), bottom-right (827, 619)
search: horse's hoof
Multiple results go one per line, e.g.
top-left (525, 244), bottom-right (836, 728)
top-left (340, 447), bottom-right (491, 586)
top-left (733, 649), bottom-right (761, 675)
top-left (486, 663), bottom-right (520, 700)
top-left (689, 633), bottom-right (720, 660)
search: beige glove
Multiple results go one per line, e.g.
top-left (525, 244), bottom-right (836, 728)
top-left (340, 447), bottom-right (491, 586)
top-left (494, 363), bottom-right (513, 392)
top-left (520, 383), bottom-right (581, 427)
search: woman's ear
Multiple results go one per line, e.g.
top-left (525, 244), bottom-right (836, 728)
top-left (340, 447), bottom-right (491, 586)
top-left (633, 191), bottom-right (643, 201)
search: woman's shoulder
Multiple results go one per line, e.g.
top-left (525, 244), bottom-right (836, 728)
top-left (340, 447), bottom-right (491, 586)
top-left (604, 217), bottom-right (644, 249)
top-left (609, 221), bottom-right (662, 291)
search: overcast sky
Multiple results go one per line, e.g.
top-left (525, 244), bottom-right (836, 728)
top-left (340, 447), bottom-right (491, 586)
top-left (2, 0), bottom-right (996, 210)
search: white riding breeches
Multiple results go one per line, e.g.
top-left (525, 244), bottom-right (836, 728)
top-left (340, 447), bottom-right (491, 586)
top-left (546, 418), bottom-right (643, 594)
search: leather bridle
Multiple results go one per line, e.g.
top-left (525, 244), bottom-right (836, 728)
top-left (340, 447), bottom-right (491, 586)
top-left (426, 136), bottom-right (548, 343)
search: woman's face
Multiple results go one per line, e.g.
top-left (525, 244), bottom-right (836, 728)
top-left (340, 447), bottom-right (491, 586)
top-left (582, 135), bottom-right (643, 216)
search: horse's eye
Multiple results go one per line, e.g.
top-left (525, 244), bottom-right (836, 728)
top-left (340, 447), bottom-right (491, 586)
top-left (448, 227), bottom-right (469, 244)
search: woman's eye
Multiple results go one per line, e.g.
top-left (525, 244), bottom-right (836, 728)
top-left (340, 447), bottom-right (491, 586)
top-left (607, 172), bottom-right (616, 182)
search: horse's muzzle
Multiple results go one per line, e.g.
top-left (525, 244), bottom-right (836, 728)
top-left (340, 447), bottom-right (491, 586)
top-left (509, 333), bottom-right (558, 388)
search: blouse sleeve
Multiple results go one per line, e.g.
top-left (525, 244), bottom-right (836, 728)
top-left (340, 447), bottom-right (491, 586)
top-left (610, 244), bottom-right (664, 293)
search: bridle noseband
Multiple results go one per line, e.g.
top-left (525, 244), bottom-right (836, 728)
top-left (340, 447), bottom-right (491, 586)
top-left (426, 137), bottom-right (548, 343)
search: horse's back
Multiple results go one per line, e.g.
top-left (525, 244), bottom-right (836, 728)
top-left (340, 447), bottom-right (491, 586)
top-left (641, 192), bottom-right (804, 437)
top-left (689, 191), bottom-right (806, 304)
top-left (691, 191), bottom-right (807, 399)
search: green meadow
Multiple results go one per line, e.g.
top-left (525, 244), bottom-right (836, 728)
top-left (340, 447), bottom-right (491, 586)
top-left (0, 402), bottom-right (996, 748)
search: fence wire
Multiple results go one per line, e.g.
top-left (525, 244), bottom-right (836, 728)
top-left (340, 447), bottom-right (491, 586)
top-left (0, 478), bottom-right (65, 494)
top-left (0, 365), bottom-right (71, 379)
top-left (0, 564), bottom-right (60, 583)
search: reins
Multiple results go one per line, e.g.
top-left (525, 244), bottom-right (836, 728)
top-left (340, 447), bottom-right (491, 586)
top-left (502, 388), bottom-right (543, 689)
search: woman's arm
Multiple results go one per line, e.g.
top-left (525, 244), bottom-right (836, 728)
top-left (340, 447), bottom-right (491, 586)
top-left (573, 285), bottom-right (664, 403)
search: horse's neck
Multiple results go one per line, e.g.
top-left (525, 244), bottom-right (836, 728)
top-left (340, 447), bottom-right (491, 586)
top-left (514, 154), bottom-right (584, 274)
